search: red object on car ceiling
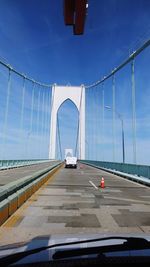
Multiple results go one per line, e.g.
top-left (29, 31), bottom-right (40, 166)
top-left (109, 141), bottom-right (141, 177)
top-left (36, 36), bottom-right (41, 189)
top-left (64, 0), bottom-right (87, 35)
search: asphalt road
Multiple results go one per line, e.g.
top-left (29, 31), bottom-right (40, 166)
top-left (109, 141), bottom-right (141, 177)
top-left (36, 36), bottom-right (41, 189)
top-left (0, 161), bottom-right (59, 186)
top-left (0, 162), bottom-right (150, 245)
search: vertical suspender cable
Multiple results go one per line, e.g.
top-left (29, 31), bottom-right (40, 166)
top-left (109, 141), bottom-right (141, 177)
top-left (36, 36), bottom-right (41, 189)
top-left (88, 89), bottom-right (91, 160)
top-left (30, 82), bottom-right (35, 134)
top-left (40, 90), bottom-right (45, 159)
top-left (95, 87), bottom-right (98, 160)
top-left (36, 87), bottom-right (41, 159)
top-left (28, 81), bottom-right (35, 158)
top-left (90, 89), bottom-right (93, 160)
top-left (92, 88), bottom-right (94, 160)
top-left (42, 90), bottom-right (46, 158)
top-left (85, 89), bottom-right (89, 160)
top-left (3, 68), bottom-right (12, 160)
top-left (94, 87), bottom-right (96, 160)
top-left (96, 86), bottom-right (99, 160)
top-left (44, 90), bottom-right (47, 158)
top-left (112, 74), bottom-right (116, 162)
top-left (91, 88), bottom-right (94, 160)
top-left (102, 83), bottom-right (105, 161)
top-left (20, 77), bottom-right (26, 159)
top-left (94, 86), bottom-right (98, 160)
top-left (131, 59), bottom-right (137, 164)
top-left (97, 86), bottom-right (99, 160)
top-left (99, 84), bottom-right (102, 161)
top-left (93, 87), bottom-right (95, 160)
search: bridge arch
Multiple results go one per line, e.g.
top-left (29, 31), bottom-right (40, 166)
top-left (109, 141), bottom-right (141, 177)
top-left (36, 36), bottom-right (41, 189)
top-left (57, 98), bottom-right (79, 158)
top-left (57, 97), bottom-right (79, 113)
top-left (49, 85), bottom-right (85, 159)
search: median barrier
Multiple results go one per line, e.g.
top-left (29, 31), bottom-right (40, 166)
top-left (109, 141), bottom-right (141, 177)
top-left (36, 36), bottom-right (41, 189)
top-left (0, 199), bottom-right (9, 226)
top-left (0, 161), bottom-right (62, 226)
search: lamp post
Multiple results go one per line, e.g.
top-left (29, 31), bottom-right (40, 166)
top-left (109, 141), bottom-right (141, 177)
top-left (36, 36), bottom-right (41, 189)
top-left (105, 106), bottom-right (125, 163)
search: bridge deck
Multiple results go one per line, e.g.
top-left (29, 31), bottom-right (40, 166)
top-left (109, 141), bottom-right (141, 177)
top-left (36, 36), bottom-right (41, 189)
top-left (0, 162), bottom-right (150, 245)
top-left (0, 161), bottom-right (58, 186)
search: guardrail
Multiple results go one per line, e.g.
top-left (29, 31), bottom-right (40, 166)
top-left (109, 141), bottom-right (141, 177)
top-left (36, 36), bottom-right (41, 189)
top-left (0, 161), bottom-right (62, 226)
top-left (80, 160), bottom-right (150, 186)
top-left (0, 159), bottom-right (55, 170)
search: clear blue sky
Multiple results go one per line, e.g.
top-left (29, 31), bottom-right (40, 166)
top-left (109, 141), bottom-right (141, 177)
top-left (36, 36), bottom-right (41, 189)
top-left (0, 0), bottom-right (150, 85)
top-left (0, 0), bottom-right (150, 163)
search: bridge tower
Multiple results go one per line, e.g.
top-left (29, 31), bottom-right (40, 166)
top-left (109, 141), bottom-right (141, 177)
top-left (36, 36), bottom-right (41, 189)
top-left (49, 85), bottom-right (85, 159)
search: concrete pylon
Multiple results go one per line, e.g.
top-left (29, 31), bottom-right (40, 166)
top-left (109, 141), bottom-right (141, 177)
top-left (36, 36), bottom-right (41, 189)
top-left (49, 85), bottom-right (85, 160)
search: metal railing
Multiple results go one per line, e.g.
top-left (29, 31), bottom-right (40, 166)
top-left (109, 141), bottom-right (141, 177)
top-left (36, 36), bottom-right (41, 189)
top-left (0, 159), bottom-right (54, 170)
top-left (80, 160), bottom-right (150, 179)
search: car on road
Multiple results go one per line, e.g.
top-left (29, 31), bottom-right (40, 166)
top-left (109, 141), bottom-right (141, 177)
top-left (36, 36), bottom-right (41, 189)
top-left (65, 156), bottom-right (77, 168)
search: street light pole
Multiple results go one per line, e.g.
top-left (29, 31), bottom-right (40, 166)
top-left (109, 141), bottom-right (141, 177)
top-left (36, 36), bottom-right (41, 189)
top-left (105, 106), bottom-right (125, 163)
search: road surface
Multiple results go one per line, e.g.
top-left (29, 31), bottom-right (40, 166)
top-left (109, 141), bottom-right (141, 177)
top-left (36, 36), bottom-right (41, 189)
top-left (0, 161), bottom-right (59, 186)
top-left (0, 162), bottom-right (150, 245)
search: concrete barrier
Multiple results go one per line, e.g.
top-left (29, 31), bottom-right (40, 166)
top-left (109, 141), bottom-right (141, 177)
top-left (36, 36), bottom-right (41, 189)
top-left (17, 188), bottom-right (26, 208)
top-left (8, 193), bottom-right (18, 216)
top-left (0, 199), bottom-right (9, 226)
top-left (0, 161), bottom-right (62, 226)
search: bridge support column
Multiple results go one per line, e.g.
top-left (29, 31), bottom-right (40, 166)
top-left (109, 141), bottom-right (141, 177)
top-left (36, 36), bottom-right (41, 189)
top-left (49, 85), bottom-right (85, 160)
top-left (78, 86), bottom-right (85, 159)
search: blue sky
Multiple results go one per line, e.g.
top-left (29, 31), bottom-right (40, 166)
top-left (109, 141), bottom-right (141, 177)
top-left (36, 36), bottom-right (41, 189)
top-left (0, 0), bottom-right (150, 163)
top-left (0, 0), bottom-right (150, 84)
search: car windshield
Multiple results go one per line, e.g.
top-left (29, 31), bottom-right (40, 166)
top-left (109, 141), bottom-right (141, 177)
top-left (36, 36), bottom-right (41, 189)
top-left (0, 0), bottom-right (150, 264)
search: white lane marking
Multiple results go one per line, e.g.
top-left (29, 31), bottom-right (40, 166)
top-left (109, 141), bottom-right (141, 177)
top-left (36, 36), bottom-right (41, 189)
top-left (89, 180), bottom-right (98, 190)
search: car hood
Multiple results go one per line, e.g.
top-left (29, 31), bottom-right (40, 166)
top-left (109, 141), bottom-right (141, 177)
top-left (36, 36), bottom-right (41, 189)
top-left (0, 233), bottom-right (150, 265)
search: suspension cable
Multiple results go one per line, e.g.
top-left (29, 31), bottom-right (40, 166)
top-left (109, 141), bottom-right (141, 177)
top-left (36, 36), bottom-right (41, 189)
top-left (0, 59), bottom-right (52, 88)
top-left (0, 39), bottom-right (149, 91)
top-left (86, 39), bottom-right (150, 89)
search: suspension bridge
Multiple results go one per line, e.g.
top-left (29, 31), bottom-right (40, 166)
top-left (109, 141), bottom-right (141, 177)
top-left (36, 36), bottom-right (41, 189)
top-left (0, 39), bottom-right (150, 245)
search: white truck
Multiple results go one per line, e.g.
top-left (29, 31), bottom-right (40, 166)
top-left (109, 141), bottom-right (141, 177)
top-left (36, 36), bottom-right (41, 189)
top-left (65, 156), bottom-right (77, 168)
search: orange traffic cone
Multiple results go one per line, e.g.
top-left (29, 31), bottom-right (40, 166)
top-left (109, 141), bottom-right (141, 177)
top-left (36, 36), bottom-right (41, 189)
top-left (100, 177), bottom-right (105, 188)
